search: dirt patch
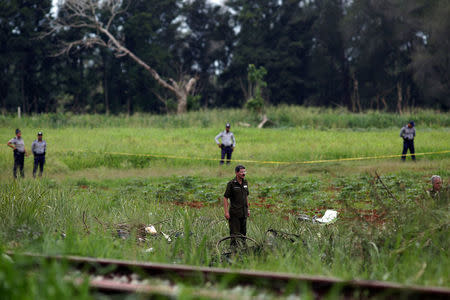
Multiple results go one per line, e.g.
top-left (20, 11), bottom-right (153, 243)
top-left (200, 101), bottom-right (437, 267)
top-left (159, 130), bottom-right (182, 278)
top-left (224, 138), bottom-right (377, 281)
top-left (174, 201), bottom-right (205, 209)
top-left (355, 209), bottom-right (387, 225)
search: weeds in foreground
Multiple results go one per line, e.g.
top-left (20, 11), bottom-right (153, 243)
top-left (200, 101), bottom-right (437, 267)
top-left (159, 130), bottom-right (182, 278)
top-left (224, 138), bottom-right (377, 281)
top-left (0, 174), bottom-right (448, 287)
top-left (0, 253), bottom-right (91, 299)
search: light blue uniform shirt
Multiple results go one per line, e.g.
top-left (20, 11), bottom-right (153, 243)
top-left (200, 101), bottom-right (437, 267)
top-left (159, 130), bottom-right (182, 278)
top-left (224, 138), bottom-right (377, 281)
top-left (8, 136), bottom-right (25, 153)
top-left (32, 140), bottom-right (47, 155)
top-left (215, 130), bottom-right (236, 147)
top-left (400, 126), bottom-right (415, 140)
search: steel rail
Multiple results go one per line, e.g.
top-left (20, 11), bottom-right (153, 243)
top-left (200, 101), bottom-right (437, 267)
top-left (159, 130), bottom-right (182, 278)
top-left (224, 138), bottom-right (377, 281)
top-left (8, 252), bottom-right (450, 299)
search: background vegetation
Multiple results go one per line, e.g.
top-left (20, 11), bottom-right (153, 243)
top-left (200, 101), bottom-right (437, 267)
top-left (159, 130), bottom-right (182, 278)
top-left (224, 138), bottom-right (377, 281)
top-left (1, 0), bottom-right (449, 115)
top-left (1, 106), bottom-right (449, 129)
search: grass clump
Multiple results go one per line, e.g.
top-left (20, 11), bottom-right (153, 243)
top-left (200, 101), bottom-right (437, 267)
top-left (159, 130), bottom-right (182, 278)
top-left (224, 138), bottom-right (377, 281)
top-left (0, 252), bottom-right (91, 300)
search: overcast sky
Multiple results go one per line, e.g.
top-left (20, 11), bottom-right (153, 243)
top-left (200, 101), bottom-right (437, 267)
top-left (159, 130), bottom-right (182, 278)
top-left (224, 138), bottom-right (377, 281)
top-left (51, 0), bottom-right (226, 17)
top-left (209, 0), bottom-right (225, 5)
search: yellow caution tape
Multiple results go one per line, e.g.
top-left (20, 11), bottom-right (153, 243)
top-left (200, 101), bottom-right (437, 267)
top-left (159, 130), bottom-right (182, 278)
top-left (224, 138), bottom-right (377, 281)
top-left (59, 149), bottom-right (450, 165)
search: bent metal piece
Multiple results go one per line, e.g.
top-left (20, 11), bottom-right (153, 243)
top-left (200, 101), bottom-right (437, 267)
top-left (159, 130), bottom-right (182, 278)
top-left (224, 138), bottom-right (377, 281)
top-left (7, 252), bottom-right (450, 299)
top-left (215, 235), bottom-right (262, 262)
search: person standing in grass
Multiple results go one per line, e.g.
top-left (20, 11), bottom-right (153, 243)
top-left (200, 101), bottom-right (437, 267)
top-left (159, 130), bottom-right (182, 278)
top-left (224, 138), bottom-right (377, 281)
top-left (31, 131), bottom-right (47, 178)
top-left (400, 121), bottom-right (416, 161)
top-left (7, 128), bottom-right (28, 178)
top-left (215, 123), bottom-right (236, 165)
top-left (223, 165), bottom-right (250, 246)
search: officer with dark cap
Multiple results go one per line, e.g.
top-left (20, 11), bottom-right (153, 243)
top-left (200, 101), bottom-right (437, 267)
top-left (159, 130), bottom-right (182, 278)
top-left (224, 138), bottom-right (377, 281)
top-left (215, 123), bottom-right (236, 165)
top-left (31, 131), bottom-right (47, 178)
top-left (400, 121), bottom-right (416, 161)
top-left (7, 128), bottom-right (28, 178)
top-left (223, 165), bottom-right (250, 246)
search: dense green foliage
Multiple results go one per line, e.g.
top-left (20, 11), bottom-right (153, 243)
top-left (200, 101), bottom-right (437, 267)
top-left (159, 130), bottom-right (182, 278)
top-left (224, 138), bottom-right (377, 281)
top-left (1, 106), bottom-right (449, 129)
top-left (0, 0), bottom-right (449, 115)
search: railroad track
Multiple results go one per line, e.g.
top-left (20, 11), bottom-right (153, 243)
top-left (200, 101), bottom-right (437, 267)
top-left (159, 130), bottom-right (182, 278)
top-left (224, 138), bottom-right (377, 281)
top-left (8, 252), bottom-right (450, 299)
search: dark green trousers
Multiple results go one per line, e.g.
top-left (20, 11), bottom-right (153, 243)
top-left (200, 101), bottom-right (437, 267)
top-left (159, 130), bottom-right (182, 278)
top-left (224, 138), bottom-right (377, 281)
top-left (229, 215), bottom-right (247, 248)
top-left (229, 215), bottom-right (246, 236)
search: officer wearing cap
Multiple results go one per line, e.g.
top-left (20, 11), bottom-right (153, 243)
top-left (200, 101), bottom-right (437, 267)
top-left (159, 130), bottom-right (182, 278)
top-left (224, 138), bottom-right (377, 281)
top-left (400, 121), bottom-right (416, 161)
top-left (7, 128), bottom-right (28, 178)
top-left (215, 123), bottom-right (236, 165)
top-left (31, 131), bottom-right (47, 178)
top-left (223, 165), bottom-right (250, 246)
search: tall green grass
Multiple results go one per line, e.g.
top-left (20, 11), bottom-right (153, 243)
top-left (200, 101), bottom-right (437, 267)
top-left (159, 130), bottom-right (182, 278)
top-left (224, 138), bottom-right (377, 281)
top-left (0, 252), bottom-right (91, 299)
top-left (1, 175), bottom-right (448, 287)
top-left (1, 106), bottom-right (449, 129)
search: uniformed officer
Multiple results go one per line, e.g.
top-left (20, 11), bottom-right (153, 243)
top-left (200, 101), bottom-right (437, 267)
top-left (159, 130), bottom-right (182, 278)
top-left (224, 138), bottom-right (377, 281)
top-left (215, 123), bottom-right (236, 165)
top-left (400, 121), bottom-right (416, 161)
top-left (7, 128), bottom-right (28, 178)
top-left (31, 131), bottom-right (47, 178)
top-left (223, 165), bottom-right (250, 246)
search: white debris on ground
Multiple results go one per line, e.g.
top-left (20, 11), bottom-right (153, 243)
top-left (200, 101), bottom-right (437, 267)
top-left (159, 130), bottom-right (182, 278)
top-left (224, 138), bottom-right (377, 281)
top-left (161, 232), bottom-right (172, 242)
top-left (145, 225), bottom-right (157, 235)
top-left (315, 210), bottom-right (338, 224)
top-left (297, 209), bottom-right (338, 224)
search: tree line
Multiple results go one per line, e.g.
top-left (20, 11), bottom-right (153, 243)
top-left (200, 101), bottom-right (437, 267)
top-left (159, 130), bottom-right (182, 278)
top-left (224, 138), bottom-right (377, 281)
top-left (0, 0), bottom-right (448, 115)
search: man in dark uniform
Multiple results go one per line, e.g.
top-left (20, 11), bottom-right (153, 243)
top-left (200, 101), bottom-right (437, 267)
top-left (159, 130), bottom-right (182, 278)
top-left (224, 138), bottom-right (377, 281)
top-left (31, 131), bottom-right (47, 178)
top-left (223, 165), bottom-right (250, 246)
top-left (7, 128), bottom-right (28, 178)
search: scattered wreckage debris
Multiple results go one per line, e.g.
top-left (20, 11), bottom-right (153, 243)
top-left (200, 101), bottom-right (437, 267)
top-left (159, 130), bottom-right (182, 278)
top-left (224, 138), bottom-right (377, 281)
top-left (266, 229), bottom-right (301, 243)
top-left (297, 209), bottom-right (338, 224)
top-left (216, 235), bottom-right (262, 262)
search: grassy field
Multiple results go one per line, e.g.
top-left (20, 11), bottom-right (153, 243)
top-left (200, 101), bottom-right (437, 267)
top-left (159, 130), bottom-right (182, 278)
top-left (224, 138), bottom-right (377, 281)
top-left (0, 127), bottom-right (449, 180)
top-left (0, 108), bottom-right (449, 298)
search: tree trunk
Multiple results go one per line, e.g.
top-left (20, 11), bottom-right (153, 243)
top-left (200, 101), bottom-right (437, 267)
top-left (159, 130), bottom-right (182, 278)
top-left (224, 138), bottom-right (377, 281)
top-left (34, 95), bottom-right (38, 114)
top-left (21, 66), bottom-right (26, 115)
top-left (176, 91), bottom-right (188, 114)
top-left (127, 96), bottom-right (131, 117)
top-left (257, 114), bottom-right (269, 128)
top-left (406, 85), bottom-right (411, 113)
top-left (381, 96), bottom-right (388, 111)
top-left (103, 54), bottom-right (109, 115)
top-left (396, 82), bottom-right (403, 115)
top-left (351, 72), bottom-right (361, 112)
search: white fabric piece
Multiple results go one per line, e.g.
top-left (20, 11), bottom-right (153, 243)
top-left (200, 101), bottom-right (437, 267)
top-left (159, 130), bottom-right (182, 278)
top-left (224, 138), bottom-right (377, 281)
top-left (315, 210), bottom-right (338, 224)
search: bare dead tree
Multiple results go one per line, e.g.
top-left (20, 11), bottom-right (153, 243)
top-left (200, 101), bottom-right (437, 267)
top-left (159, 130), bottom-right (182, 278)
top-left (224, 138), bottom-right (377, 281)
top-left (45, 0), bottom-right (196, 114)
